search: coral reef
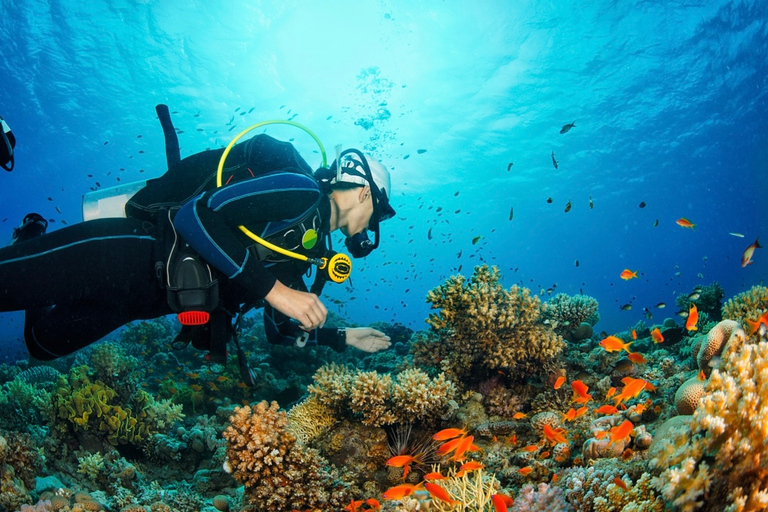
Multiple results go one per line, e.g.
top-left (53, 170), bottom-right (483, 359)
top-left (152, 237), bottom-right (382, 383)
top-left (286, 396), bottom-right (337, 445)
top-left (416, 265), bottom-right (565, 382)
top-left (722, 285), bottom-right (768, 329)
top-left (544, 293), bottom-right (600, 339)
top-left (47, 365), bottom-right (152, 447)
top-left (222, 400), bottom-right (355, 511)
top-left (695, 320), bottom-right (746, 377)
top-left (651, 340), bottom-right (768, 511)
top-left (307, 365), bottom-right (456, 427)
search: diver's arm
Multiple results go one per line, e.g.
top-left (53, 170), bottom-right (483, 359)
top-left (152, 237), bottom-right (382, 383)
top-left (264, 305), bottom-right (346, 352)
top-left (173, 172), bottom-right (321, 301)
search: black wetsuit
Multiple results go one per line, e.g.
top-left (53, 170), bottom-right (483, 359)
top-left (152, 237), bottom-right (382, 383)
top-left (0, 135), bottom-right (346, 360)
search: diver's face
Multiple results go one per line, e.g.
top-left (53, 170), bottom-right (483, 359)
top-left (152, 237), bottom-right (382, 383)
top-left (342, 186), bottom-right (374, 237)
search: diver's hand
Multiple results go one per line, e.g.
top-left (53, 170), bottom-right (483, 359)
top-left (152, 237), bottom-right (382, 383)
top-left (265, 280), bottom-right (327, 331)
top-left (345, 327), bottom-right (391, 353)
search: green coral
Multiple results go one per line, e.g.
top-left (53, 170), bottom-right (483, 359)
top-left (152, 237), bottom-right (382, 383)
top-left (416, 265), bottom-right (564, 381)
top-left (49, 366), bottom-right (151, 446)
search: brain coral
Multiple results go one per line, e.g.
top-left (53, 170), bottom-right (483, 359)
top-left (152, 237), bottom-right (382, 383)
top-left (695, 319), bottom-right (746, 376)
top-left (222, 401), bottom-right (354, 511)
top-left (652, 340), bottom-right (768, 511)
top-left (417, 265), bottom-right (565, 381)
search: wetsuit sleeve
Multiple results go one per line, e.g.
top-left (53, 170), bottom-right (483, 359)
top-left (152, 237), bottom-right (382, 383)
top-left (173, 172), bottom-right (321, 301)
top-left (263, 305), bottom-right (346, 352)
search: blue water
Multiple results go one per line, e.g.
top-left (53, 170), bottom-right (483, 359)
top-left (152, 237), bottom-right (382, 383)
top-left (1, 0), bottom-right (766, 360)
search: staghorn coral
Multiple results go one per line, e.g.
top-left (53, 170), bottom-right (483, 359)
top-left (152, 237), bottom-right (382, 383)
top-left (651, 340), bottom-right (768, 511)
top-left (722, 285), bottom-right (768, 329)
top-left (307, 365), bottom-right (456, 427)
top-left (222, 401), bottom-right (354, 511)
top-left (419, 265), bottom-right (565, 381)
top-left (544, 293), bottom-right (600, 337)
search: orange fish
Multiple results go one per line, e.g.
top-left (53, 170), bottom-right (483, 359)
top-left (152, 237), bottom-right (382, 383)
top-left (459, 461), bottom-right (484, 471)
top-left (513, 412), bottom-right (528, 419)
top-left (574, 406), bottom-right (589, 418)
top-left (543, 424), bottom-right (568, 445)
top-left (622, 448), bottom-right (634, 461)
top-left (631, 329), bottom-right (637, 340)
top-left (650, 327), bottom-right (664, 344)
top-left (613, 477), bottom-right (629, 491)
top-left (605, 387), bottom-right (617, 399)
top-left (620, 269), bottom-right (639, 280)
top-left (594, 430), bottom-right (608, 440)
top-left (627, 352), bottom-right (647, 364)
top-left (676, 218), bottom-right (696, 230)
top-left (365, 498), bottom-right (381, 510)
top-left (507, 434), bottom-right (517, 445)
top-left (571, 380), bottom-right (593, 404)
top-left (633, 403), bottom-right (646, 414)
top-left (491, 493), bottom-right (515, 512)
top-left (613, 378), bottom-right (648, 405)
top-left (386, 454), bottom-right (420, 468)
top-left (539, 451), bottom-right (551, 458)
top-left (424, 482), bottom-right (461, 505)
top-left (562, 408), bottom-right (577, 422)
top-left (745, 310), bottom-right (768, 335)
top-left (608, 420), bottom-right (634, 447)
top-left (554, 376), bottom-right (566, 390)
top-left (595, 405), bottom-right (619, 415)
top-left (216, 375), bottom-right (229, 382)
top-left (521, 444), bottom-right (540, 453)
top-left (685, 304), bottom-right (699, 331)
top-left (437, 436), bottom-right (465, 455)
top-left (449, 435), bottom-right (474, 461)
top-left (518, 467), bottom-right (533, 476)
top-left (741, 238), bottom-right (762, 267)
top-left (423, 472), bottom-right (447, 481)
top-left (382, 483), bottom-right (422, 500)
top-left (600, 335), bottom-right (633, 353)
top-left (698, 370), bottom-right (707, 381)
top-left (433, 427), bottom-right (467, 441)
top-left (345, 499), bottom-right (366, 512)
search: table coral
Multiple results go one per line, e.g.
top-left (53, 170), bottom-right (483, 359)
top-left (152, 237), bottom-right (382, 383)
top-left (652, 340), bottom-right (768, 511)
top-left (420, 265), bottom-right (565, 381)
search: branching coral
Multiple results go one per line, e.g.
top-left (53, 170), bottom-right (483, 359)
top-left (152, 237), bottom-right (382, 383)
top-left (222, 401), bottom-right (354, 511)
top-left (417, 265), bottom-right (565, 382)
top-left (544, 293), bottom-right (600, 337)
top-left (722, 285), bottom-right (768, 329)
top-left (652, 341), bottom-right (768, 511)
top-left (307, 365), bottom-right (456, 427)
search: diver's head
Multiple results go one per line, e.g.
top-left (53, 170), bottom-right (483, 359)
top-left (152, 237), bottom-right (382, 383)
top-left (318, 149), bottom-right (396, 258)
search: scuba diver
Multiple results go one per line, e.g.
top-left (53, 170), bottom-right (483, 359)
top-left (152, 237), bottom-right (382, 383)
top-left (0, 112), bottom-right (395, 383)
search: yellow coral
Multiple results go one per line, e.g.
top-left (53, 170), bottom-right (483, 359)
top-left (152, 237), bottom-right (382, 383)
top-left (722, 285), bottom-right (768, 329)
top-left (307, 365), bottom-right (456, 427)
top-left (653, 340), bottom-right (768, 511)
top-left (50, 368), bottom-right (150, 446)
top-left (421, 265), bottom-right (564, 380)
top-left (286, 396), bottom-right (336, 445)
